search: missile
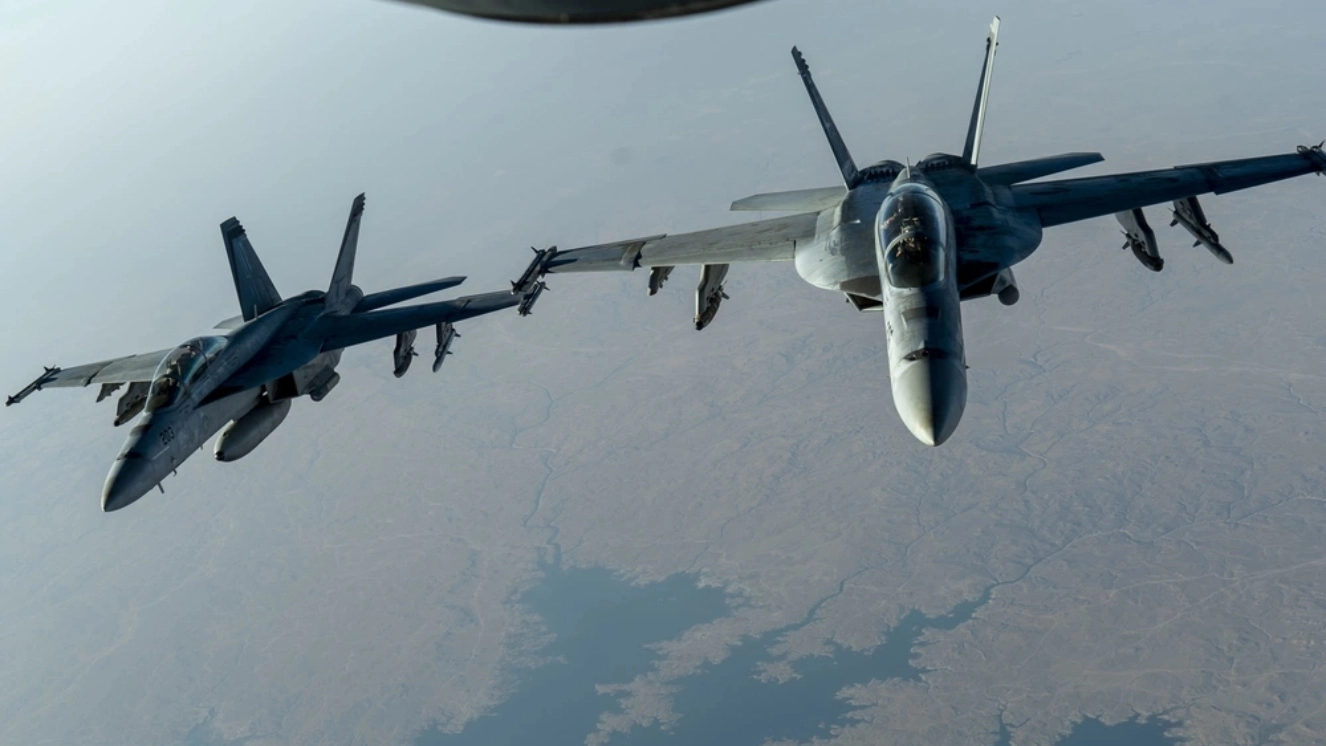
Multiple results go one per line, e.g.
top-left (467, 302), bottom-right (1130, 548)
top-left (6, 365), bottom-right (61, 406)
top-left (215, 399), bottom-right (292, 462)
top-left (432, 322), bottom-right (459, 373)
top-left (517, 281), bottom-right (548, 317)
top-left (694, 263), bottom-right (730, 330)
top-left (1115, 208), bottom-right (1163, 272)
top-left (648, 266), bottom-right (673, 296)
top-left (512, 246), bottom-right (558, 294)
top-left (393, 330), bottom-right (418, 378)
top-left (1169, 196), bottom-right (1233, 264)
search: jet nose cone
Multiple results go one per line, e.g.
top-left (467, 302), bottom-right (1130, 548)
top-left (102, 455), bottom-right (152, 512)
top-left (892, 356), bottom-right (967, 447)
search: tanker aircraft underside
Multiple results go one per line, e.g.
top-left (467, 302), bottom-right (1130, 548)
top-left (392, 0), bottom-right (764, 23)
top-left (8, 195), bottom-right (549, 511)
top-left (524, 16), bottom-right (1326, 446)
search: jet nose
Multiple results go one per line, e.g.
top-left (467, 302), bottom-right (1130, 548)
top-left (892, 355), bottom-right (967, 446)
top-left (102, 455), bottom-right (154, 512)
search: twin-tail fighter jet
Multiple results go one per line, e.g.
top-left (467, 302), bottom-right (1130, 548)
top-left (7, 195), bottom-right (548, 511)
top-left (392, 0), bottom-right (763, 23)
top-left (525, 16), bottom-right (1326, 446)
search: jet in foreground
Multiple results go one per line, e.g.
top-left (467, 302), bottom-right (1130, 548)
top-left (8, 195), bottom-right (548, 511)
top-left (526, 17), bottom-right (1326, 446)
top-left (391, 0), bottom-right (763, 23)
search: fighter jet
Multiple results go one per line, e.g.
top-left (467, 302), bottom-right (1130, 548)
top-left (7, 194), bottom-right (548, 511)
top-left (526, 17), bottom-right (1326, 446)
top-left (391, 0), bottom-right (763, 23)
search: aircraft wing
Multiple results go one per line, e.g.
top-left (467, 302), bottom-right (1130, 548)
top-left (1015, 146), bottom-right (1326, 227)
top-left (314, 290), bottom-right (523, 351)
top-left (7, 349), bottom-right (172, 406)
top-left (544, 212), bottom-right (820, 274)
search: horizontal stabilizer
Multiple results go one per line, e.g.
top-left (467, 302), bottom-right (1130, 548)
top-left (977, 152), bottom-right (1103, 185)
top-left (314, 290), bottom-right (523, 351)
top-left (353, 276), bottom-right (467, 313)
top-left (730, 186), bottom-right (847, 212)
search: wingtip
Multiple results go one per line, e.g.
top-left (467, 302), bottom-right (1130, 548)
top-left (791, 46), bottom-right (808, 73)
top-left (220, 218), bottom-right (245, 237)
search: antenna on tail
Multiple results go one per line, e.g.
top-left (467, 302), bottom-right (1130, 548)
top-left (962, 16), bottom-right (1001, 168)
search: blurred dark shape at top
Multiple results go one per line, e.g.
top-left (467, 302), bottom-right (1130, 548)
top-left (392, 0), bottom-right (765, 23)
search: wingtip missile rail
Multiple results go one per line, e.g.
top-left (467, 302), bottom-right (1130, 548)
top-left (1297, 142), bottom-right (1326, 172)
top-left (7, 366), bottom-right (62, 407)
top-left (512, 246), bottom-right (559, 295)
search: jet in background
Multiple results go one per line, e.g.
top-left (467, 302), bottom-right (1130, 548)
top-left (7, 194), bottom-right (548, 511)
top-left (390, 0), bottom-right (763, 23)
top-left (525, 17), bottom-right (1326, 446)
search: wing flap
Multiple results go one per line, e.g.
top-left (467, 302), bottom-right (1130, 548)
top-left (1017, 148), bottom-right (1325, 227)
top-left (545, 212), bottom-right (818, 274)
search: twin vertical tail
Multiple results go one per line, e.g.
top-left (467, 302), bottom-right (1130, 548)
top-left (792, 15), bottom-right (1000, 184)
top-left (792, 47), bottom-right (861, 189)
top-left (962, 16), bottom-right (1001, 168)
top-left (221, 218), bottom-right (282, 321)
top-left (325, 193), bottom-right (366, 314)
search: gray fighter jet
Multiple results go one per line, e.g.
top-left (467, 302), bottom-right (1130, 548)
top-left (8, 194), bottom-right (547, 511)
top-left (391, 0), bottom-right (763, 23)
top-left (525, 17), bottom-right (1326, 446)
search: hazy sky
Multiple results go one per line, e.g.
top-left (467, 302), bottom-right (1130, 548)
top-left (3, 1), bottom-right (1325, 744)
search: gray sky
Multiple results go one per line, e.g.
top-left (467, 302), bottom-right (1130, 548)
top-left (2, 1), bottom-right (1325, 744)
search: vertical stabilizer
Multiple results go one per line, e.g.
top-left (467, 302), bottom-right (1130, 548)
top-left (221, 218), bottom-right (282, 321)
top-left (961, 16), bottom-right (1001, 168)
top-left (791, 47), bottom-right (861, 188)
top-left (326, 193), bottom-right (366, 313)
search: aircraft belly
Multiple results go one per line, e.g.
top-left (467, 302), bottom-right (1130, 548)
top-left (955, 208), bottom-right (1042, 292)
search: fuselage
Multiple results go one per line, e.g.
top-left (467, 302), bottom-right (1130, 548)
top-left (101, 293), bottom-right (348, 511)
top-left (787, 156), bottom-right (1043, 445)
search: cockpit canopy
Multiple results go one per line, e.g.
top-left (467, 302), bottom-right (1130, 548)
top-left (145, 336), bottom-right (228, 413)
top-left (878, 185), bottom-right (949, 289)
